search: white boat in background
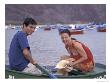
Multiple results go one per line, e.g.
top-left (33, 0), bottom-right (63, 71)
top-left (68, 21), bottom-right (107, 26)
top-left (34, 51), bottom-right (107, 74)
top-left (69, 24), bottom-right (76, 29)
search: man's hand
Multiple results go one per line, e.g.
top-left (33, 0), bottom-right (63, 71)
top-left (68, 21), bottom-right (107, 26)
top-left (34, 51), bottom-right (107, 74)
top-left (32, 60), bottom-right (37, 65)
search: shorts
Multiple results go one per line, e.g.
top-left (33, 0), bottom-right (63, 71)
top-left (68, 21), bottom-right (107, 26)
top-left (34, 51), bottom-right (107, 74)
top-left (22, 63), bottom-right (42, 75)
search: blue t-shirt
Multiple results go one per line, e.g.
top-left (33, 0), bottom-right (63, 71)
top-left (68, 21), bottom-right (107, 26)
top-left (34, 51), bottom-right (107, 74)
top-left (8, 31), bottom-right (30, 71)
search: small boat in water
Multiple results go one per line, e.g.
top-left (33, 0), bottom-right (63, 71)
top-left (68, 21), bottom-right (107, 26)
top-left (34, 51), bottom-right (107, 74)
top-left (70, 30), bottom-right (84, 35)
top-left (96, 25), bottom-right (106, 32)
top-left (44, 27), bottom-right (51, 31)
top-left (97, 28), bottom-right (106, 32)
top-left (5, 63), bottom-right (106, 79)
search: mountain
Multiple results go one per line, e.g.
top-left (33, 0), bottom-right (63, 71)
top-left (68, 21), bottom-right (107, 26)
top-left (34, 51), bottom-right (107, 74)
top-left (5, 4), bottom-right (106, 25)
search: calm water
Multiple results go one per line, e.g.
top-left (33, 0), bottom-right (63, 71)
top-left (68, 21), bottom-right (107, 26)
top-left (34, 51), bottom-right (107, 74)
top-left (5, 28), bottom-right (106, 66)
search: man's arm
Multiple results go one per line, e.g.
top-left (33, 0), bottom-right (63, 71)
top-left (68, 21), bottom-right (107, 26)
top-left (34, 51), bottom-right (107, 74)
top-left (23, 48), bottom-right (37, 64)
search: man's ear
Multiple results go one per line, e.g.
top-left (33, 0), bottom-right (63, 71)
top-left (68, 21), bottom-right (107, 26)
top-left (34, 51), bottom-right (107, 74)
top-left (23, 24), bottom-right (25, 28)
top-left (23, 24), bottom-right (27, 28)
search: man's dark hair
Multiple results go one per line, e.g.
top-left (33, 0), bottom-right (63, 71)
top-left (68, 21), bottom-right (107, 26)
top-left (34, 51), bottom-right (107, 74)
top-left (59, 29), bottom-right (71, 36)
top-left (23, 17), bottom-right (37, 27)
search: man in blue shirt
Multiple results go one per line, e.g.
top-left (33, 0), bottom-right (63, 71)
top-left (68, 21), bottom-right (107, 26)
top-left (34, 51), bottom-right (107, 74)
top-left (8, 18), bottom-right (41, 74)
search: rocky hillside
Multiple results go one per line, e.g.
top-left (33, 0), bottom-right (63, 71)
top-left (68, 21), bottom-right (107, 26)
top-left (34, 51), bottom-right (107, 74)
top-left (5, 4), bottom-right (106, 25)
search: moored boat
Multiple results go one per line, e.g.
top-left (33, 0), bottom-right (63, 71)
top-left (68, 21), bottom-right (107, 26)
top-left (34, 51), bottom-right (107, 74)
top-left (97, 28), bottom-right (106, 32)
top-left (70, 29), bottom-right (84, 35)
top-left (5, 63), bottom-right (106, 79)
top-left (96, 25), bottom-right (106, 32)
top-left (44, 27), bottom-right (51, 31)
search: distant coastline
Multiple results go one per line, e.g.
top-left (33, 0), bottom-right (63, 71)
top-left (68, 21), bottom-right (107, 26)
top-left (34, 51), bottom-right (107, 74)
top-left (5, 4), bottom-right (106, 25)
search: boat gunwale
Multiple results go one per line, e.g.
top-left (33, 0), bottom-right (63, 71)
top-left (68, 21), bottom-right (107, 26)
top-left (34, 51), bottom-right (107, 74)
top-left (5, 63), bottom-right (106, 78)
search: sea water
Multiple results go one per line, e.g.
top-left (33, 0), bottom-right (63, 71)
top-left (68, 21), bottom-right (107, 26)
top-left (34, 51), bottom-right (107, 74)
top-left (5, 28), bottom-right (106, 66)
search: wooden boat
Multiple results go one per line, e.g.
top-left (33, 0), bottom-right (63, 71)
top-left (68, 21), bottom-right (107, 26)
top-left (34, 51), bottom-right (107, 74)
top-left (70, 30), bottom-right (84, 35)
top-left (5, 63), bottom-right (106, 79)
